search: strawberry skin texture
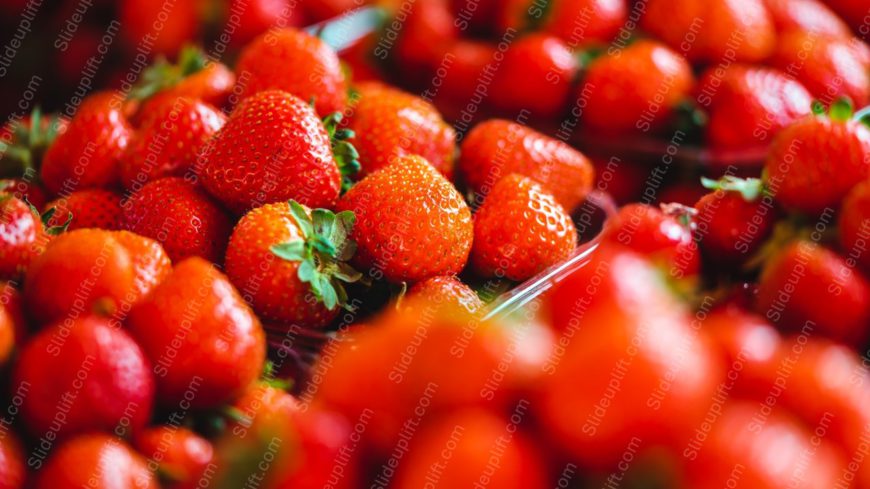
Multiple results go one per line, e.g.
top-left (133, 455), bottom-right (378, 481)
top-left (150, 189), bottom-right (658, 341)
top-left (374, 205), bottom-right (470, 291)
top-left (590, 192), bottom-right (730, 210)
top-left (459, 119), bottom-right (594, 212)
top-left (127, 257), bottom-right (266, 409)
top-left (698, 65), bottom-right (812, 149)
top-left (35, 434), bottom-right (158, 489)
top-left (337, 155), bottom-right (473, 283)
top-left (840, 180), bottom-right (870, 272)
top-left (234, 28), bottom-right (348, 116)
top-left (122, 177), bottom-right (233, 263)
top-left (121, 97), bottom-right (226, 190)
top-left (225, 201), bottom-right (338, 328)
top-left (0, 195), bottom-right (46, 282)
top-left (406, 275), bottom-right (484, 314)
top-left (694, 191), bottom-right (775, 265)
top-left (765, 116), bottom-right (870, 215)
top-left (112, 230), bottom-right (172, 305)
top-left (471, 174), bottom-right (577, 281)
top-left (41, 92), bottom-right (131, 196)
top-left (347, 82), bottom-right (456, 179)
top-left (200, 90), bottom-right (341, 214)
top-left (45, 188), bottom-right (123, 231)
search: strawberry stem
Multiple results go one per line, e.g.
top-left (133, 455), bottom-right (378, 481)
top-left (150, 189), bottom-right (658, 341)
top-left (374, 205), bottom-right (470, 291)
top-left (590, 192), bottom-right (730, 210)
top-left (128, 45), bottom-right (209, 102)
top-left (0, 107), bottom-right (64, 178)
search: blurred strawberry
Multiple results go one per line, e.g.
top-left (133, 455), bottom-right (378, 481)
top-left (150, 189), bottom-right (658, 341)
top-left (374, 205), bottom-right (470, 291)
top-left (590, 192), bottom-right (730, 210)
top-left (762, 0), bottom-right (851, 37)
top-left (134, 426), bottom-right (214, 489)
top-left (498, 0), bottom-right (627, 45)
top-left (840, 179), bottom-right (870, 272)
top-left (34, 434), bottom-right (158, 489)
top-left (392, 0), bottom-right (457, 85)
top-left (224, 0), bottom-right (305, 48)
top-left (0, 194), bottom-right (48, 282)
top-left (405, 275), bottom-right (483, 314)
top-left (0, 431), bottom-right (24, 489)
top-left (119, 0), bottom-right (202, 56)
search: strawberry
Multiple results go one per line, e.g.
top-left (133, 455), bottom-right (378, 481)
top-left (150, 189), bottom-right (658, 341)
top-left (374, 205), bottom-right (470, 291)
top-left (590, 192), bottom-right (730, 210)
top-left (840, 179), bottom-right (870, 272)
top-left (459, 119), bottom-right (594, 212)
top-left (336, 155), bottom-right (473, 283)
top-left (756, 241), bottom-right (870, 346)
top-left (393, 0), bottom-right (457, 85)
top-left (824, 0), bottom-right (869, 32)
top-left (225, 0), bottom-right (306, 48)
top-left (497, 0), bottom-right (627, 45)
top-left (225, 200), bottom-right (361, 329)
top-left (696, 65), bottom-right (812, 149)
top-left (199, 90), bottom-right (348, 214)
top-left (41, 91), bottom-right (132, 196)
top-left (0, 194), bottom-right (48, 282)
top-left (346, 82), bottom-right (455, 179)
top-left (44, 188), bottom-right (123, 231)
top-left (0, 300), bottom-right (13, 367)
top-left (489, 33), bottom-right (579, 119)
top-left (34, 434), bottom-right (158, 489)
top-left (112, 230), bottom-right (172, 307)
top-left (764, 100), bottom-right (870, 215)
top-left (471, 174), bottom-right (577, 281)
top-left (234, 28), bottom-right (348, 116)
top-left (13, 315), bottom-right (154, 439)
top-left (432, 39), bottom-right (495, 114)
top-left (601, 203), bottom-right (700, 279)
top-left (405, 275), bottom-right (483, 314)
top-left (127, 257), bottom-right (266, 408)
top-left (122, 177), bottom-right (233, 263)
top-left (694, 177), bottom-right (777, 265)
top-left (0, 178), bottom-right (47, 209)
top-left (121, 97), bottom-right (225, 190)
top-left (578, 39), bottom-right (694, 134)
top-left (134, 426), bottom-right (213, 489)
top-left (0, 432), bottom-right (24, 489)
top-left (770, 32), bottom-right (869, 108)
top-left (642, 0), bottom-right (775, 63)
top-left (762, 0), bottom-right (851, 37)
top-left (451, 0), bottom-right (500, 33)
top-left (118, 0), bottom-right (201, 56)
top-left (0, 281), bottom-right (25, 346)
top-left (0, 108), bottom-right (67, 187)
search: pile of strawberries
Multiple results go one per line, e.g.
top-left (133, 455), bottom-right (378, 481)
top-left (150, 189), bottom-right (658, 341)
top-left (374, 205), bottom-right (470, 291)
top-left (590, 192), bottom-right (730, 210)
top-left (0, 0), bottom-right (869, 488)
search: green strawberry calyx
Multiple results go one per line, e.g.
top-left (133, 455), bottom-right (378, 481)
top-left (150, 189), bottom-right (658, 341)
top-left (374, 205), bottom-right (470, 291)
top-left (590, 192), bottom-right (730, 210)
top-left (0, 107), bottom-right (64, 177)
top-left (322, 112), bottom-right (360, 193)
top-left (813, 97), bottom-right (867, 125)
top-left (270, 200), bottom-right (362, 311)
top-left (128, 45), bottom-right (209, 101)
top-left (701, 175), bottom-right (765, 202)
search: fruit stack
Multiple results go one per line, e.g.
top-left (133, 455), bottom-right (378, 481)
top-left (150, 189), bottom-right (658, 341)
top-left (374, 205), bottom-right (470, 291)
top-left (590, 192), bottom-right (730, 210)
top-left (0, 0), bottom-right (869, 488)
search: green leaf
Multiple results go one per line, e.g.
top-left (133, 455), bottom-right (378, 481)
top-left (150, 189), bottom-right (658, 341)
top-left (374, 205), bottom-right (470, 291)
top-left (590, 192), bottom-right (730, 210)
top-left (333, 262), bottom-right (363, 283)
top-left (317, 275), bottom-right (338, 310)
top-left (288, 200), bottom-right (313, 238)
top-left (811, 100), bottom-right (826, 116)
top-left (829, 97), bottom-right (854, 121)
top-left (311, 208), bottom-right (336, 241)
top-left (270, 240), bottom-right (307, 262)
top-left (310, 234), bottom-right (338, 256)
top-left (297, 259), bottom-right (318, 283)
top-left (128, 45), bottom-right (208, 102)
top-left (700, 175), bottom-right (764, 202)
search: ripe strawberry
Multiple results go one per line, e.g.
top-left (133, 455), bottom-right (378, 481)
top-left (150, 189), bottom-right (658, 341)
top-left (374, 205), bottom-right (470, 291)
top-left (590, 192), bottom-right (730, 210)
top-left (225, 0), bottom-right (305, 48)
top-left (127, 257), bottom-right (266, 408)
top-left (840, 180), bottom-right (870, 272)
top-left (696, 65), bottom-right (812, 149)
top-left (122, 177), bottom-right (233, 263)
top-left (0, 432), bottom-right (24, 489)
top-left (471, 174), bottom-right (577, 281)
top-left (0, 108), bottom-right (67, 186)
top-left (0, 281), bottom-right (25, 345)
top-left (0, 178), bottom-right (47, 209)
top-left (489, 33), bottom-right (579, 119)
top-left (134, 426), bottom-right (214, 489)
top-left (199, 90), bottom-right (346, 214)
top-left (121, 97), bottom-right (226, 190)
top-left (757, 241), bottom-right (870, 345)
top-left (762, 0), bottom-right (851, 37)
top-left (498, 0), bottom-right (627, 45)
top-left (119, 0), bottom-right (200, 56)
top-left (601, 203), bottom-right (700, 279)
top-left (345, 82), bottom-right (456, 179)
top-left (642, 0), bottom-right (775, 63)
top-left (451, 0), bottom-right (500, 33)
top-left (14, 315), bottom-right (154, 439)
top-left (337, 155), bottom-right (473, 283)
top-left (579, 39), bottom-right (694, 134)
top-left (225, 200), bottom-right (361, 329)
top-left (771, 32), bottom-right (869, 107)
top-left (764, 100), bottom-right (870, 215)
top-left (34, 434), bottom-right (158, 489)
top-left (432, 39), bottom-right (495, 113)
top-left (112, 230), bottom-right (172, 307)
top-left (0, 302), bottom-right (13, 366)
top-left (41, 91), bottom-right (131, 196)
top-left (393, 0), bottom-right (457, 85)
top-left (405, 275), bottom-right (483, 314)
top-left (0, 194), bottom-right (47, 281)
top-left (694, 177), bottom-right (776, 265)
top-left (44, 188), bottom-right (122, 231)
top-left (459, 119), bottom-right (594, 212)
top-left (234, 28), bottom-right (347, 116)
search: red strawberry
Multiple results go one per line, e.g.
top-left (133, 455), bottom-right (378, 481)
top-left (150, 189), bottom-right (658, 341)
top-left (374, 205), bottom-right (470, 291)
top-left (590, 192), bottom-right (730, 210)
top-left (0, 194), bottom-right (47, 281)
top-left (122, 177), bottom-right (233, 263)
top-left (118, 0), bottom-right (201, 56)
top-left (393, 0), bottom-right (457, 84)
top-left (840, 179), bottom-right (870, 272)
top-left (0, 281), bottom-right (26, 345)
top-left (134, 426), bottom-right (214, 489)
top-left (432, 39), bottom-right (495, 114)
top-left (225, 0), bottom-right (306, 48)
top-left (764, 100), bottom-right (870, 215)
top-left (756, 241), bottom-right (870, 346)
top-left (121, 98), bottom-right (225, 190)
top-left (489, 33), bottom-right (579, 119)
top-left (34, 434), bottom-right (158, 489)
top-left (112, 230), bottom-right (172, 307)
top-left (579, 39), bottom-right (694, 134)
top-left (0, 300), bottom-right (13, 367)
top-left (696, 65), bottom-right (812, 149)
top-left (762, 0), bottom-right (851, 37)
top-left (44, 188), bottom-right (122, 231)
top-left (0, 178), bottom-right (47, 209)
top-left (346, 82), bottom-right (456, 179)
top-left (337, 155), bottom-right (473, 283)
top-left (41, 91), bottom-right (131, 196)
top-left (471, 174), bottom-right (577, 281)
top-left (405, 275), bottom-right (483, 314)
top-left (234, 28), bottom-right (348, 116)
top-left (459, 119), bottom-right (594, 212)
top-left (127, 257), bottom-right (266, 408)
top-left (199, 90), bottom-right (346, 214)
top-left (498, 0), bottom-right (627, 45)
top-left (225, 200), bottom-right (361, 329)
top-left (0, 432), bottom-right (24, 489)
top-left (771, 32), bottom-right (869, 107)
top-left (601, 203), bottom-right (700, 279)
top-left (14, 315), bottom-right (154, 439)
